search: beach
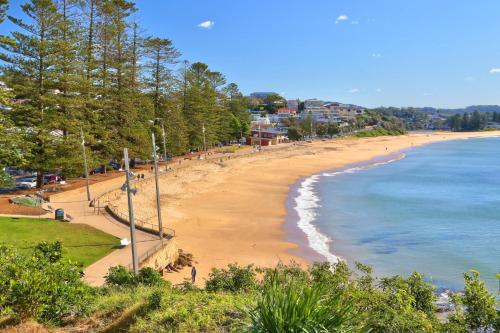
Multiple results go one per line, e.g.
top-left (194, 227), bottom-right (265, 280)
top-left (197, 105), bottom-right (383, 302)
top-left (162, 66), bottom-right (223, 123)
top-left (109, 131), bottom-right (500, 285)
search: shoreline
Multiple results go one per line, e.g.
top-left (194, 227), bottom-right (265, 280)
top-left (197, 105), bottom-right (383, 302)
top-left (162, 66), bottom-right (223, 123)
top-left (108, 131), bottom-right (500, 285)
top-left (284, 150), bottom-right (406, 265)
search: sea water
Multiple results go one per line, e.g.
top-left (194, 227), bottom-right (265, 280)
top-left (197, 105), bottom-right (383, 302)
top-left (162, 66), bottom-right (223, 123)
top-left (293, 137), bottom-right (500, 291)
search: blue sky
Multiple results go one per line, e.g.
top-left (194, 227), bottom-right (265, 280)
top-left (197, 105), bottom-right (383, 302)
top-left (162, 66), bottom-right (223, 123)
top-left (3, 0), bottom-right (500, 108)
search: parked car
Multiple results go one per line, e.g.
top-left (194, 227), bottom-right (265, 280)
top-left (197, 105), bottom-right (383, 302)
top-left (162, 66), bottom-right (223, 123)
top-left (109, 161), bottom-right (121, 170)
top-left (16, 177), bottom-right (37, 189)
top-left (43, 174), bottom-right (61, 184)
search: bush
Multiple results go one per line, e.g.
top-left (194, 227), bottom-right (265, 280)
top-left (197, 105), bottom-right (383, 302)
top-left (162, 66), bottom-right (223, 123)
top-left (355, 127), bottom-right (406, 138)
top-left (147, 290), bottom-right (163, 310)
top-left (130, 288), bottom-right (252, 332)
top-left (447, 270), bottom-right (499, 332)
top-left (105, 266), bottom-right (166, 288)
top-left (105, 266), bottom-right (137, 287)
top-left (137, 267), bottom-right (166, 287)
top-left (248, 269), bottom-right (358, 332)
top-left (0, 243), bottom-right (90, 324)
top-left (34, 241), bottom-right (63, 263)
top-left (205, 264), bottom-right (258, 292)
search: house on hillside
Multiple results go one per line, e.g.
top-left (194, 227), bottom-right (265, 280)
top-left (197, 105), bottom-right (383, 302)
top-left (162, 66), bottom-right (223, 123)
top-left (325, 102), bottom-right (365, 121)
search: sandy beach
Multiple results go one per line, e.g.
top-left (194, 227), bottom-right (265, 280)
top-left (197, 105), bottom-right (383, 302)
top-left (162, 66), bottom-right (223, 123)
top-left (108, 131), bottom-right (500, 285)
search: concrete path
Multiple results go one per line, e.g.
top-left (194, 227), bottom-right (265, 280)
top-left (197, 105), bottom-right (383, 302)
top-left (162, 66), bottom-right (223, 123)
top-left (47, 174), bottom-right (164, 286)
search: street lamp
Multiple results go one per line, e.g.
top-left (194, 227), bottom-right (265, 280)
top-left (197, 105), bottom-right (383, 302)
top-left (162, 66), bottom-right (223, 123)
top-left (202, 123), bottom-right (207, 154)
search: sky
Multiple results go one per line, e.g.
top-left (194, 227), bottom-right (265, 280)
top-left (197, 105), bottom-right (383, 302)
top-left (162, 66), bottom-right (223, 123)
top-left (3, 0), bottom-right (500, 108)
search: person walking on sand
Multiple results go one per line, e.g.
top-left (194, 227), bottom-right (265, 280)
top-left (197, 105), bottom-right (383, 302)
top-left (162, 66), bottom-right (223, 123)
top-left (191, 266), bottom-right (197, 283)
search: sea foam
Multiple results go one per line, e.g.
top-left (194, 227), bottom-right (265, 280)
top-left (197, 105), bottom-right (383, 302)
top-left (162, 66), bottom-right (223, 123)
top-left (293, 154), bottom-right (405, 263)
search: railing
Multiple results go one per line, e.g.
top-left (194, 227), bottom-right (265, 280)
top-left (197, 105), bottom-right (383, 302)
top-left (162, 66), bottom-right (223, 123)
top-left (127, 240), bottom-right (169, 271)
top-left (106, 203), bottom-right (175, 239)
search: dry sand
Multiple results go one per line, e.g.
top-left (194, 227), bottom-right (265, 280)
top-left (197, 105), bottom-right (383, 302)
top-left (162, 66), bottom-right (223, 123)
top-left (109, 131), bottom-right (500, 285)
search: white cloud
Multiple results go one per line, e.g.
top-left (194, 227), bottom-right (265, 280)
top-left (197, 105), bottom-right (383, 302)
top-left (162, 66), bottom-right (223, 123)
top-left (372, 53), bottom-right (381, 58)
top-left (198, 20), bottom-right (215, 29)
top-left (375, 88), bottom-right (382, 93)
top-left (335, 15), bottom-right (348, 24)
top-left (348, 88), bottom-right (359, 93)
top-left (489, 68), bottom-right (500, 73)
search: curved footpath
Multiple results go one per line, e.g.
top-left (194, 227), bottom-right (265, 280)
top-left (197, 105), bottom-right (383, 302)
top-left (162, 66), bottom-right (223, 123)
top-left (47, 174), bottom-right (164, 286)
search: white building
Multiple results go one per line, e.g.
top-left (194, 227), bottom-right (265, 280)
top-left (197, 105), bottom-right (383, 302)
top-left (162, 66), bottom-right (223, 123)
top-left (325, 102), bottom-right (365, 121)
top-left (251, 114), bottom-right (271, 127)
top-left (303, 99), bottom-right (325, 109)
top-left (301, 107), bottom-right (342, 123)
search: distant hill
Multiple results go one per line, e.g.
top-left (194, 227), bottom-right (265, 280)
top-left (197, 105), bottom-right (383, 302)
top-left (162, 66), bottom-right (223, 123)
top-left (416, 105), bottom-right (500, 114)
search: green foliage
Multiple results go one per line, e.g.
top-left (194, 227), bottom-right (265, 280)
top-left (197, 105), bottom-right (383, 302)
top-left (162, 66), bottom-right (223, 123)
top-left (34, 240), bottom-right (63, 263)
top-left (9, 196), bottom-right (40, 207)
top-left (147, 290), bottom-right (163, 310)
top-left (105, 265), bottom-right (137, 287)
top-left (0, 169), bottom-right (14, 188)
top-left (137, 267), bottom-right (167, 287)
top-left (448, 111), bottom-right (489, 131)
top-left (447, 270), bottom-right (499, 332)
top-left (287, 126), bottom-right (304, 141)
top-left (129, 288), bottom-right (252, 333)
top-left (2, 258), bottom-right (499, 332)
top-left (0, 0), bottom-right (251, 184)
top-left (248, 268), bottom-right (359, 332)
top-left (205, 264), bottom-right (258, 293)
top-left (355, 127), bottom-right (406, 137)
top-left (0, 243), bottom-right (91, 324)
top-left (105, 265), bottom-right (167, 288)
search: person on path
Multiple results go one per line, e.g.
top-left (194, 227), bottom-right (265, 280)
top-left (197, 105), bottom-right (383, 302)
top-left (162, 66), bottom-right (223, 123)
top-left (191, 266), bottom-right (197, 283)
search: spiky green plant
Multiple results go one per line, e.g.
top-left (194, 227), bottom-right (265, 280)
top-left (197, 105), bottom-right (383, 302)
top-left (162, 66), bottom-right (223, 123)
top-left (248, 269), bottom-right (360, 332)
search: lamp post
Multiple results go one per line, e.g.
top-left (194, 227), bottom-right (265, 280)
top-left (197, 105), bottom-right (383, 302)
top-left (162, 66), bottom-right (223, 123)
top-left (151, 133), bottom-right (164, 243)
top-left (123, 148), bottom-right (139, 274)
top-left (80, 127), bottom-right (91, 201)
top-left (202, 123), bottom-right (207, 154)
top-left (161, 123), bottom-right (167, 162)
top-left (258, 123), bottom-right (262, 148)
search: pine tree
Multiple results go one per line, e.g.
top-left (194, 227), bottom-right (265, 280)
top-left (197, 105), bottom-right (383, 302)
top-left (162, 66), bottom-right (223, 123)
top-left (142, 36), bottom-right (186, 155)
top-left (0, 0), bottom-right (63, 187)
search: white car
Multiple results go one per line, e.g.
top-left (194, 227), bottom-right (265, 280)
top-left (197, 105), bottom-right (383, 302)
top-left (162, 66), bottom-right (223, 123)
top-left (16, 177), bottom-right (37, 189)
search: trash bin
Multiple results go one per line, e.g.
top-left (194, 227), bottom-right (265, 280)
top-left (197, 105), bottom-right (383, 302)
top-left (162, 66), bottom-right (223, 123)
top-left (55, 208), bottom-right (65, 221)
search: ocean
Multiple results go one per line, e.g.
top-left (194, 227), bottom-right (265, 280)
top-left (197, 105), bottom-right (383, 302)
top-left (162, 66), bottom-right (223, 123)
top-left (292, 137), bottom-right (500, 292)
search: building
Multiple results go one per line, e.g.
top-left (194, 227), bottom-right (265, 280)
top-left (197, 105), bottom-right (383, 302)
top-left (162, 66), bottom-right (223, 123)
top-left (250, 114), bottom-right (271, 127)
top-left (303, 99), bottom-right (324, 108)
top-left (325, 102), bottom-right (365, 121)
top-left (246, 127), bottom-right (288, 146)
top-left (286, 99), bottom-right (299, 111)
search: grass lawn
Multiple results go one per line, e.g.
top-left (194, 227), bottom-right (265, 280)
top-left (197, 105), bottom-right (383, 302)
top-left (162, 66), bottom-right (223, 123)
top-left (0, 216), bottom-right (119, 267)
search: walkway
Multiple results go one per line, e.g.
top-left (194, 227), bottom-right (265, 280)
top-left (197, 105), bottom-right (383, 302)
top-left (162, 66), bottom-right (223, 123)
top-left (47, 175), bottom-right (164, 286)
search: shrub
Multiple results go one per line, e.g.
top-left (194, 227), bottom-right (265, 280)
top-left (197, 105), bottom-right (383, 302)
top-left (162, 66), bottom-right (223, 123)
top-left (447, 270), bottom-right (498, 332)
top-left (34, 241), bottom-right (63, 263)
top-left (205, 264), bottom-right (258, 292)
top-left (0, 244), bottom-right (90, 325)
top-left (248, 269), bottom-right (358, 332)
top-left (137, 267), bottom-right (166, 287)
top-left (105, 266), bottom-right (137, 287)
top-left (147, 290), bottom-right (163, 310)
top-left (105, 266), bottom-right (167, 288)
top-left (130, 288), bottom-right (252, 332)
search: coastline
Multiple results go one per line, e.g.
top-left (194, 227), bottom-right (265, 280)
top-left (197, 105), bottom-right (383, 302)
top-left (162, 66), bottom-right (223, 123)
top-left (109, 131), bottom-right (500, 285)
top-left (285, 151), bottom-right (406, 265)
